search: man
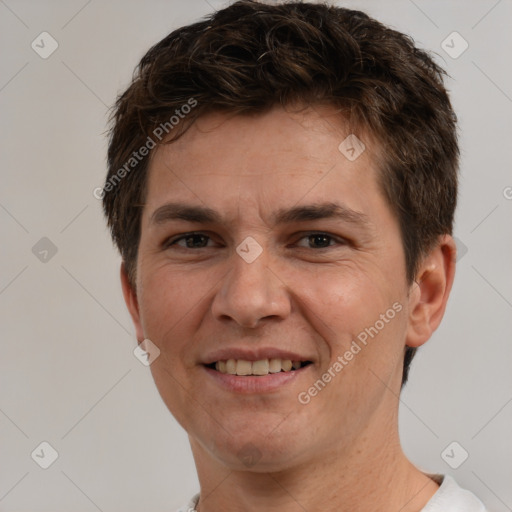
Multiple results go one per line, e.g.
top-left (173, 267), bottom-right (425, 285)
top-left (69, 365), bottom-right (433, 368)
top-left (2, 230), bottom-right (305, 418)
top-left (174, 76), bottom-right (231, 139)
top-left (101, 1), bottom-right (487, 510)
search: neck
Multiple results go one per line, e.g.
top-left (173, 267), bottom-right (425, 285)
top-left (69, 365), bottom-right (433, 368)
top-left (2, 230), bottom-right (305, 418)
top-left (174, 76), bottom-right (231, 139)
top-left (189, 404), bottom-right (439, 512)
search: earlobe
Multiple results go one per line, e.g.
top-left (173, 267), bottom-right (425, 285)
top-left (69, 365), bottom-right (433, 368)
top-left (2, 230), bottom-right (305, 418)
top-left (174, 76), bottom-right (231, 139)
top-left (120, 263), bottom-right (145, 341)
top-left (405, 235), bottom-right (457, 348)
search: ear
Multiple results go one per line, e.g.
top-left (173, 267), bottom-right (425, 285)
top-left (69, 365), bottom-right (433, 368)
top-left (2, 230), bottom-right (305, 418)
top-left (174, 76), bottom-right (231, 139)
top-left (405, 234), bottom-right (457, 348)
top-left (120, 263), bottom-right (145, 342)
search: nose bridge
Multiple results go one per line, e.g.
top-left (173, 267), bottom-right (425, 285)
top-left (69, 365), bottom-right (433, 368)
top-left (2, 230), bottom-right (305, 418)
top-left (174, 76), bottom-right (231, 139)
top-left (211, 237), bottom-right (290, 327)
top-left (232, 238), bottom-right (271, 290)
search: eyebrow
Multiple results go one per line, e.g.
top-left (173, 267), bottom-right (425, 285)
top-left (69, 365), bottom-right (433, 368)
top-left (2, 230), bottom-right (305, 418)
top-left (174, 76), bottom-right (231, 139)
top-left (150, 201), bottom-right (371, 228)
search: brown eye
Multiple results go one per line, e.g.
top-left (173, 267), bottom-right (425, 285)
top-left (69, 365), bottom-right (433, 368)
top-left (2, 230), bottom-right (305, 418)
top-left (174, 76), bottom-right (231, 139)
top-left (308, 234), bottom-right (332, 248)
top-left (165, 233), bottom-right (212, 249)
top-left (295, 232), bottom-right (345, 249)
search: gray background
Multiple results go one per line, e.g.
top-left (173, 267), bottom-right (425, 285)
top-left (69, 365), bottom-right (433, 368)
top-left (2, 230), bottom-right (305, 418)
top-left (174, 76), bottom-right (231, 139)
top-left (1, 0), bottom-right (511, 510)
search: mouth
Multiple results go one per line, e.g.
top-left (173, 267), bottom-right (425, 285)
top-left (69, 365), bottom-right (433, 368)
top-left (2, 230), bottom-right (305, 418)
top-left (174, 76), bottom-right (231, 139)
top-left (205, 358), bottom-right (313, 376)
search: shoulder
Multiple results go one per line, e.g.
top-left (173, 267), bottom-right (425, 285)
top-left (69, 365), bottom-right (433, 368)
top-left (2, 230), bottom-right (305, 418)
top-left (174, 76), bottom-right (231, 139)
top-left (422, 474), bottom-right (487, 512)
top-left (175, 493), bottom-right (199, 512)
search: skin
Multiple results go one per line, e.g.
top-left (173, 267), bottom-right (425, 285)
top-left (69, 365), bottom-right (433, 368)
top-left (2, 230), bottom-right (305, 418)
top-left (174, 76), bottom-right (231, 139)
top-left (121, 104), bottom-right (456, 512)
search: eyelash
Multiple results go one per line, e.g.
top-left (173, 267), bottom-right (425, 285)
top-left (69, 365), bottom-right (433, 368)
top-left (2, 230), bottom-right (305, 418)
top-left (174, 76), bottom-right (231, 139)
top-left (163, 231), bottom-right (347, 250)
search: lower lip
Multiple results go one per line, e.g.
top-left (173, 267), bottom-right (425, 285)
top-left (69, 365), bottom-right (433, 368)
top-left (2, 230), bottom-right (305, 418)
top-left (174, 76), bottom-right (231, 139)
top-left (203, 365), bottom-right (311, 393)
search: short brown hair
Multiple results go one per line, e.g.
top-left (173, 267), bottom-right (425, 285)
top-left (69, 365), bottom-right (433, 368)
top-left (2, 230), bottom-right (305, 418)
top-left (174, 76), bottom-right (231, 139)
top-left (103, 0), bottom-right (459, 388)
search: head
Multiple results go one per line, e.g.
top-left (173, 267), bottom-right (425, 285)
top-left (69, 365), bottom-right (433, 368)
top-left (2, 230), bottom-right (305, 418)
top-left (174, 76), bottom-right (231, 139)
top-left (103, 1), bottom-right (458, 470)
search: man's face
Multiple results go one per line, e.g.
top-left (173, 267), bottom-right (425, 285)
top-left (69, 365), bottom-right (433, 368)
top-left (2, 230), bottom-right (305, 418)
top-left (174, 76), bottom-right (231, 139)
top-left (127, 105), bottom-right (414, 470)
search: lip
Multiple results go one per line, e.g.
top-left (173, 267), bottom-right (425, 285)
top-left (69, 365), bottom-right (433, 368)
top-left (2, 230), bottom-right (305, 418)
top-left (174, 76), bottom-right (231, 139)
top-left (202, 363), bottom-right (313, 393)
top-left (202, 347), bottom-right (314, 365)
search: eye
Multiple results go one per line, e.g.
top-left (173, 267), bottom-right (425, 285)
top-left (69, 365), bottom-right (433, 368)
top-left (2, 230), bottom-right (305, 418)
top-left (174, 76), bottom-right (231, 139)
top-left (164, 232), bottom-right (215, 249)
top-left (163, 231), bottom-right (347, 251)
top-left (295, 232), bottom-right (346, 249)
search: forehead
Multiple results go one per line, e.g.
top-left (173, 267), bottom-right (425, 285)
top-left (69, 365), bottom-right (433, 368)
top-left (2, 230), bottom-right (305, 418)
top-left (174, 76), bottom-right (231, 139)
top-left (143, 105), bottom-right (387, 227)
top-left (154, 105), bottom-right (375, 168)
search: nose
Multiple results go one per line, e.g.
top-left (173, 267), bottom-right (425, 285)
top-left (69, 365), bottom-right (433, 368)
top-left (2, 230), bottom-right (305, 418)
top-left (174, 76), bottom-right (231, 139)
top-left (211, 243), bottom-right (292, 328)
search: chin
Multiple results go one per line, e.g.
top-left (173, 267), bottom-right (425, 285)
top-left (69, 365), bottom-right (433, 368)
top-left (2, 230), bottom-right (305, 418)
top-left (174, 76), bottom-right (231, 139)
top-left (199, 420), bottom-right (309, 472)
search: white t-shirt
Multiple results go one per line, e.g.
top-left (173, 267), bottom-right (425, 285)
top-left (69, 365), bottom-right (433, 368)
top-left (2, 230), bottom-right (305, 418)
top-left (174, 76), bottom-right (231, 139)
top-left (421, 475), bottom-right (487, 511)
top-left (176, 474), bottom-right (487, 512)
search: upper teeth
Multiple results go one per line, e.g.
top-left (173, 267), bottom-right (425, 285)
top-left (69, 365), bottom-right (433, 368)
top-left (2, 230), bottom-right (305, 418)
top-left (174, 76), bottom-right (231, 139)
top-left (214, 359), bottom-right (303, 376)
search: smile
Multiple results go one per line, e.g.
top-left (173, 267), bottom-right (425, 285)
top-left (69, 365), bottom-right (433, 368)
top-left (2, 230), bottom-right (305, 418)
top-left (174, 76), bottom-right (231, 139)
top-left (207, 358), bottom-right (313, 376)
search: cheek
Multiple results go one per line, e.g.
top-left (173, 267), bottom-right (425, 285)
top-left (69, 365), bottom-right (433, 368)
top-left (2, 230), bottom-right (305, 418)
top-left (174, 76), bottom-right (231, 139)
top-left (302, 265), bottom-right (406, 372)
top-left (292, 271), bottom-right (406, 447)
top-left (136, 268), bottom-right (210, 428)
top-left (137, 264), bottom-right (208, 348)
top-left (303, 264), bottom-right (393, 331)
